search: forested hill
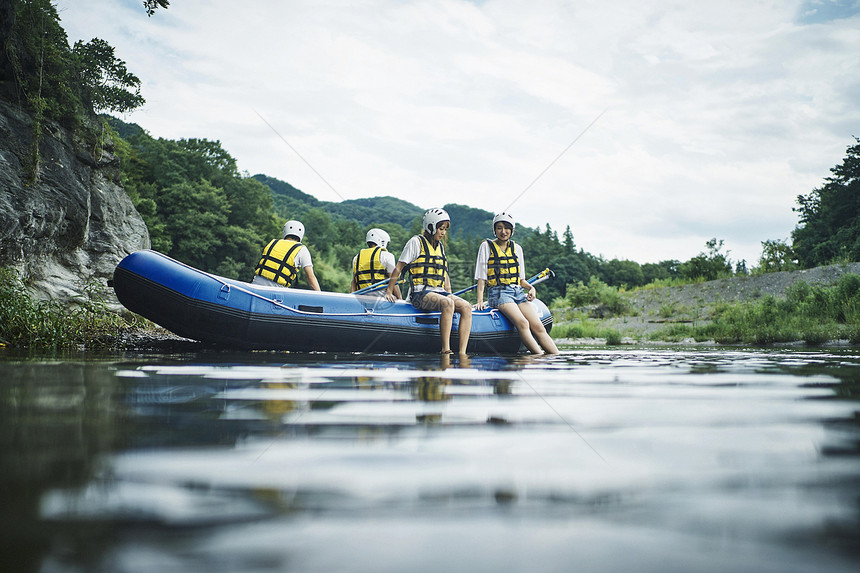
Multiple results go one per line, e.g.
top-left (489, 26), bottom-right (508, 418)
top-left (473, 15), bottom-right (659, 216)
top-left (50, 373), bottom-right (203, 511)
top-left (252, 173), bottom-right (501, 241)
top-left (106, 113), bottom-right (588, 298)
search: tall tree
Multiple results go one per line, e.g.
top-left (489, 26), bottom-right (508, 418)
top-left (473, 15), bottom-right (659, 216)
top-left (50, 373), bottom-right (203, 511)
top-left (562, 225), bottom-right (575, 253)
top-left (72, 38), bottom-right (144, 113)
top-left (792, 138), bottom-right (860, 268)
top-left (5, 0), bottom-right (77, 122)
top-left (3, 1), bottom-right (145, 124)
top-left (641, 260), bottom-right (680, 283)
top-left (600, 259), bottom-right (646, 288)
top-left (679, 238), bottom-right (733, 281)
top-left (0, 0), bottom-right (17, 83)
top-left (757, 239), bottom-right (798, 273)
top-left (114, 130), bottom-right (280, 279)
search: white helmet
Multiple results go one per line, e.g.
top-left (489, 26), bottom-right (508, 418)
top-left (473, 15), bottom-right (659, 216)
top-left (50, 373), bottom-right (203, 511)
top-left (366, 228), bottom-right (390, 249)
top-left (422, 208), bottom-right (450, 235)
top-left (492, 212), bottom-right (515, 232)
top-left (282, 220), bottom-right (305, 241)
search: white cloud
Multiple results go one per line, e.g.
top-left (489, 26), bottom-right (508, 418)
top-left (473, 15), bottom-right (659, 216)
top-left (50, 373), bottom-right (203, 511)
top-left (55, 0), bottom-right (860, 266)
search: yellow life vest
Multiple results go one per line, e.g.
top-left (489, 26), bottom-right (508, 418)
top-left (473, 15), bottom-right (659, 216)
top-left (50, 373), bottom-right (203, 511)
top-left (486, 239), bottom-right (520, 287)
top-left (254, 239), bottom-right (303, 287)
top-left (410, 235), bottom-right (447, 289)
top-left (353, 246), bottom-right (388, 289)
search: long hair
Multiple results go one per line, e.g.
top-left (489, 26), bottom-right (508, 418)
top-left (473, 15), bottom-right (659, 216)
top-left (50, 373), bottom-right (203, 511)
top-left (422, 226), bottom-right (449, 249)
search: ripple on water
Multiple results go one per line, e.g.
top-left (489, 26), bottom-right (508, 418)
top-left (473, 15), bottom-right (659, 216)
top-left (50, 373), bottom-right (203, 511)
top-left (6, 347), bottom-right (859, 572)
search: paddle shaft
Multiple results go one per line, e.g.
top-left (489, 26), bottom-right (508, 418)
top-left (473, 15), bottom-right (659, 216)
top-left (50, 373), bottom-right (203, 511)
top-left (354, 278), bottom-right (405, 295)
top-left (358, 267), bottom-right (553, 297)
top-left (452, 268), bottom-right (553, 297)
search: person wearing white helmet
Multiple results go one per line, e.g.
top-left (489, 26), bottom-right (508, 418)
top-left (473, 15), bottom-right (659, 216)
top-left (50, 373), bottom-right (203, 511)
top-left (252, 219), bottom-right (321, 290)
top-left (350, 228), bottom-right (400, 297)
top-left (474, 212), bottom-right (558, 354)
top-left (385, 208), bottom-right (472, 355)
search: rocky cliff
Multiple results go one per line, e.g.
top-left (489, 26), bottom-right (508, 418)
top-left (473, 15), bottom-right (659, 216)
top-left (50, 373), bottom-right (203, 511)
top-left (0, 99), bottom-right (149, 302)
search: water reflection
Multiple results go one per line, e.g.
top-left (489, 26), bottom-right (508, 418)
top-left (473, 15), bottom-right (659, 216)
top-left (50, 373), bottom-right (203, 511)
top-left (1, 348), bottom-right (859, 572)
top-left (0, 361), bottom-right (121, 573)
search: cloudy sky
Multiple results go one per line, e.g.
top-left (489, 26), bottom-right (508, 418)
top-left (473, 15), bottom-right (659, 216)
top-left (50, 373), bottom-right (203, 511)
top-left (56, 0), bottom-right (860, 265)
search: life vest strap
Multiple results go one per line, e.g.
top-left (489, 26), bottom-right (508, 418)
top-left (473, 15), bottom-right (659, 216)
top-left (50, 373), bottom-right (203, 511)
top-left (486, 239), bottom-right (519, 286)
top-left (409, 235), bottom-right (447, 288)
top-left (255, 240), bottom-right (302, 287)
top-left (354, 246), bottom-right (388, 288)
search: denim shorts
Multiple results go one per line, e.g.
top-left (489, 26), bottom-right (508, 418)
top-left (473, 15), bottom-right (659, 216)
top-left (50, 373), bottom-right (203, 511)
top-left (410, 289), bottom-right (453, 311)
top-left (488, 284), bottom-right (528, 307)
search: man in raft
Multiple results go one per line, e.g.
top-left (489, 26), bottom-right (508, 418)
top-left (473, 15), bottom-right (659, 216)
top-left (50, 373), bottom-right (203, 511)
top-left (350, 227), bottom-right (401, 298)
top-left (252, 219), bottom-right (321, 290)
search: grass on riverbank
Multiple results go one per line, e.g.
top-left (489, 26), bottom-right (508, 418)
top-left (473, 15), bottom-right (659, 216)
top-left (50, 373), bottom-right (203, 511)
top-left (0, 268), bottom-right (146, 350)
top-left (551, 273), bottom-right (860, 346)
top-left (551, 319), bottom-right (625, 345)
top-left (701, 274), bottom-right (860, 345)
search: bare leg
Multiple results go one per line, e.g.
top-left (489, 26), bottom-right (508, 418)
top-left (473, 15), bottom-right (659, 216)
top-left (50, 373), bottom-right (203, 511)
top-left (519, 301), bottom-right (559, 354)
top-left (426, 293), bottom-right (455, 353)
top-left (452, 296), bottom-right (472, 355)
top-left (498, 302), bottom-right (543, 354)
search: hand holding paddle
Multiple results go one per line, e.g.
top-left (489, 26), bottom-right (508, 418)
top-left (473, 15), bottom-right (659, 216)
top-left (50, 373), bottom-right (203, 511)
top-left (456, 267), bottom-right (554, 297)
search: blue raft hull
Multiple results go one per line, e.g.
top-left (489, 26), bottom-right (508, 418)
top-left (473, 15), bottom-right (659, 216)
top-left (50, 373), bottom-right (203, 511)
top-left (113, 250), bottom-right (553, 353)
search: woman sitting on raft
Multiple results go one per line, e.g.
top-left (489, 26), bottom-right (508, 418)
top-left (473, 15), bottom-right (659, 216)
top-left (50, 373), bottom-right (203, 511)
top-left (474, 212), bottom-right (558, 355)
top-left (385, 208), bottom-right (472, 355)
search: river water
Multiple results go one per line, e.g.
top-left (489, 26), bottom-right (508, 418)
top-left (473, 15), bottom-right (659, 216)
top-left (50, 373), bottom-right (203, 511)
top-left (1, 346), bottom-right (859, 572)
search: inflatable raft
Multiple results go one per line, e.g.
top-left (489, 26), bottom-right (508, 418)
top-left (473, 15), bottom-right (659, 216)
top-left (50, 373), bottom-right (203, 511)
top-left (112, 250), bottom-right (553, 353)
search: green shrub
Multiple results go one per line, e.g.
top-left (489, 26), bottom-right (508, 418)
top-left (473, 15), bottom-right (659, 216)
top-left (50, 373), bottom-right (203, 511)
top-left (649, 324), bottom-right (695, 342)
top-left (801, 325), bottom-right (832, 346)
top-left (564, 277), bottom-right (628, 316)
top-left (603, 329), bottom-right (623, 345)
top-left (658, 302), bottom-right (677, 319)
top-left (846, 324), bottom-right (860, 345)
top-left (0, 268), bottom-right (136, 350)
top-left (692, 275), bottom-right (860, 345)
top-left (551, 322), bottom-right (587, 339)
top-left (551, 320), bottom-right (619, 341)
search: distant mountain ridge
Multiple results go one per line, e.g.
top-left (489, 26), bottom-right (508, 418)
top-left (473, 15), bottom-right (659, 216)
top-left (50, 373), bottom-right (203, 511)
top-left (252, 174), bottom-right (320, 206)
top-left (252, 173), bottom-right (509, 240)
top-left (103, 114), bottom-right (529, 240)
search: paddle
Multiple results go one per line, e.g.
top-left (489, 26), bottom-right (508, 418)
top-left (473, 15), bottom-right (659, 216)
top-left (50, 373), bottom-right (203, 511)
top-left (525, 267), bottom-right (554, 287)
top-left (353, 262), bottom-right (415, 295)
top-left (452, 267), bottom-right (554, 297)
top-left (353, 278), bottom-right (405, 295)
